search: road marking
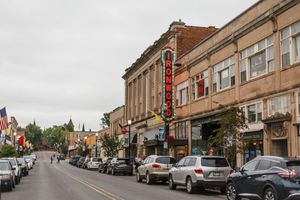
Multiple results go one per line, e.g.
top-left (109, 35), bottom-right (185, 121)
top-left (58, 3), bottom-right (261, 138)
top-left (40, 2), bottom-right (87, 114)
top-left (53, 165), bottom-right (125, 200)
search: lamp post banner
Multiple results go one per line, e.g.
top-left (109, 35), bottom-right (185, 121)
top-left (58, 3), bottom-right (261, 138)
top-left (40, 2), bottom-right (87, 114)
top-left (161, 46), bottom-right (175, 122)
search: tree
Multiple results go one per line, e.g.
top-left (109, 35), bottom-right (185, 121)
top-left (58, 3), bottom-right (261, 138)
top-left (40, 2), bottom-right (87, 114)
top-left (0, 144), bottom-right (18, 157)
top-left (101, 113), bottom-right (110, 128)
top-left (43, 126), bottom-right (68, 150)
top-left (99, 133), bottom-right (123, 157)
top-left (25, 123), bottom-right (43, 150)
top-left (208, 107), bottom-right (248, 167)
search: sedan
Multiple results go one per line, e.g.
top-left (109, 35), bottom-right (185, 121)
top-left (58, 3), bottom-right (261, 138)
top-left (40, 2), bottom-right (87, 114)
top-left (0, 159), bottom-right (16, 191)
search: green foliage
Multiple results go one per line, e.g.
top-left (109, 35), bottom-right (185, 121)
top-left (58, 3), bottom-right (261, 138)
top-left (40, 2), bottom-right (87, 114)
top-left (25, 123), bottom-right (43, 150)
top-left (101, 113), bottom-right (110, 128)
top-left (99, 133), bottom-right (122, 157)
top-left (43, 126), bottom-right (68, 149)
top-left (63, 123), bottom-right (74, 132)
top-left (208, 107), bottom-right (248, 166)
top-left (0, 144), bottom-right (19, 157)
top-left (77, 144), bottom-right (88, 157)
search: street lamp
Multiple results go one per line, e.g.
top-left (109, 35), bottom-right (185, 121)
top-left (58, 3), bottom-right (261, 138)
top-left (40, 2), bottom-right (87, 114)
top-left (84, 136), bottom-right (88, 156)
top-left (95, 133), bottom-right (98, 157)
top-left (128, 120), bottom-right (132, 161)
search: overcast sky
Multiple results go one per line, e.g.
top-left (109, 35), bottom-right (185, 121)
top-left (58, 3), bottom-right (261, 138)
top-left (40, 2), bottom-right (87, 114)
top-left (0, 0), bottom-right (258, 131)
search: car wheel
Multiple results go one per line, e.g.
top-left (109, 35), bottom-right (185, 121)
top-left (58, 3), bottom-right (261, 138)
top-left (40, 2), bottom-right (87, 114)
top-left (186, 177), bottom-right (195, 194)
top-left (146, 172), bottom-right (152, 185)
top-left (136, 172), bottom-right (142, 182)
top-left (106, 169), bottom-right (110, 174)
top-left (226, 182), bottom-right (240, 200)
top-left (264, 187), bottom-right (277, 200)
top-left (8, 182), bottom-right (13, 191)
top-left (168, 175), bottom-right (176, 190)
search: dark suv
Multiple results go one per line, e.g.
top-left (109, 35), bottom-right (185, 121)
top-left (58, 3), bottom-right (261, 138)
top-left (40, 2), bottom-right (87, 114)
top-left (226, 156), bottom-right (300, 200)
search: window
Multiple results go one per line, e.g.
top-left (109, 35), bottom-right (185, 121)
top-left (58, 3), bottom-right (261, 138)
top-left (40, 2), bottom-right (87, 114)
top-left (188, 158), bottom-right (197, 166)
top-left (177, 158), bottom-right (186, 166)
top-left (240, 35), bottom-right (274, 82)
top-left (175, 121), bottom-right (188, 139)
top-left (240, 102), bottom-right (263, 123)
top-left (280, 21), bottom-right (300, 68)
top-left (257, 160), bottom-right (271, 170)
top-left (201, 158), bottom-right (229, 167)
top-left (176, 81), bottom-right (189, 106)
top-left (212, 56), bottom-right (235, 93)
top-left (191, 70), bottom-right (208, 100)
top-left (269, 94), bottom-right (290, 116)
top-left (242, 160), bottom-right (259, 172)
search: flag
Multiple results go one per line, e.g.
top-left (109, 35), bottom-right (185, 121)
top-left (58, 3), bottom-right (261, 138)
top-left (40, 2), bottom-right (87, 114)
top-left (119, 123), bottom-right (127, 134)
top-left (149, 110), bottom-right (162, 121)
top-left (0, 107), bottom-right (8, 131)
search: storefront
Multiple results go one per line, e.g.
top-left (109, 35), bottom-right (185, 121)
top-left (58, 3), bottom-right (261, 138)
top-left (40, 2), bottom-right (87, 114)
top-left (191, 113), bottom-right (220, 155)
top-left (241, 130), bottom-right (264, 164)
top-left (143, 127), bottom-right (165, 156)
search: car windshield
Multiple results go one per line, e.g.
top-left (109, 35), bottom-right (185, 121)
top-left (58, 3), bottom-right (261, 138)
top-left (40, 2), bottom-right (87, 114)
top-left (118, 159), bottom-right (129, 164)
top-left (201, 157), bottom-right (229, 167)
top-left (8, 159), bottom-right (16, 166)
top-left (156, 157), bottom-right (177, 164)
top-left (92, 158), bottom-right (100, 162)
top-left (0, 162), bottom-right (10, 170)
top-left (17, 158), bottom-right (25, 164)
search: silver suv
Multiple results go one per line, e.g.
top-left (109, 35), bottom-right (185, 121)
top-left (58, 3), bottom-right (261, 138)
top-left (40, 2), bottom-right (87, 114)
top-left (168, 155), bottom-right (232, 194)
top-left (136, 155), bottom-right (177, 184)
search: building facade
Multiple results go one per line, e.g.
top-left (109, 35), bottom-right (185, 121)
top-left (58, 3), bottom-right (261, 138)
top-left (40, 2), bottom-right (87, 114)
top-left (122, 21), bottom-right (218, 159)
top-left (174, 0), bottom-right (300, 166)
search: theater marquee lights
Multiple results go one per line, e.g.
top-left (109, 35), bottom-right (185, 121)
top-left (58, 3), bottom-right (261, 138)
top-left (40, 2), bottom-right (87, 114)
top-left (161, 46), bottom-right (175, 122)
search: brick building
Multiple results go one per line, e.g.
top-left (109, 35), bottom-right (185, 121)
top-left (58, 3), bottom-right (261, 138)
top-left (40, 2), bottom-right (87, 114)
top-left (174, 0), bottom-right (300, 166)
top-left (122, 21), bottom-right (217, 159)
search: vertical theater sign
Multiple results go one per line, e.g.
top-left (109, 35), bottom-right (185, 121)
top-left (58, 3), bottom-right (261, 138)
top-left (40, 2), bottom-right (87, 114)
top-left (161, 47), bottom-right (175, 122)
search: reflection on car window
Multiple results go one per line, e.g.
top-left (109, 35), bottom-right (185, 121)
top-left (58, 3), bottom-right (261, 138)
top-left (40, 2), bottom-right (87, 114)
top-left (0, 162), bottom-right (10, 170)
top-left (177, 158), bottom-right (185, 166)
top-left (201, 158), bottom-right (229, 167)
top-left (243, 160), bottom-right (259, 172)
top-left (257, 160), bottom-right (271, 170)
top-left (156, 157), bottom-right (175, 164)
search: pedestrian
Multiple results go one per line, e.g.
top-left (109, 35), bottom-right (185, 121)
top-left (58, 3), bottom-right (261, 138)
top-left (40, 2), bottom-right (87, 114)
top-left (50, 156), bottom-right (53, 164)
top-left (57, 156), bottom-right (60, 164)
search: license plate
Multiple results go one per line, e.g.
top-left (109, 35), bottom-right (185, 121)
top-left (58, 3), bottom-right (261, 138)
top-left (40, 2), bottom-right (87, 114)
top-left (213, 172), bottom-right (220, 176)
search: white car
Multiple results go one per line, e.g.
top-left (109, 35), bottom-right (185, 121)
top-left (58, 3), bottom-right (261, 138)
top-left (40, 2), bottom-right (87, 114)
top-left (87, 157), bottom-right (102, 170)
top-left (2, 157), bottom-right (21, 185)
top-left (23, 156), bottom-right (33, 170)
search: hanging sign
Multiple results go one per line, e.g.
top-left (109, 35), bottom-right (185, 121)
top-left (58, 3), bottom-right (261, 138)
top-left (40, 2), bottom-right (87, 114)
top-left (161, 47), bottom-right (175, 122)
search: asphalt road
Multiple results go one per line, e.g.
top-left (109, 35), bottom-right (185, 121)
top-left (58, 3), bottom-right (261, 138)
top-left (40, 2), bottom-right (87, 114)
top-left (3, 151), bottom-right (227, 200)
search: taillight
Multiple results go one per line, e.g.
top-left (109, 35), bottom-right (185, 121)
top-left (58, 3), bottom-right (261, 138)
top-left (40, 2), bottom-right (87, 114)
top-left (152, 164), bottom-right (161, 168)
top-left (194, 168), bottom-right (203, 174)
top-left (278, 169), bottom-right (297, 179)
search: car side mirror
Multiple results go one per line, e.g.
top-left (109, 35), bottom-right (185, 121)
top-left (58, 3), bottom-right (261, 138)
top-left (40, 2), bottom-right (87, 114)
top-left (172, 163), bottom-right (177, 167)
top-left (18, 163), bottom-right (22, 166)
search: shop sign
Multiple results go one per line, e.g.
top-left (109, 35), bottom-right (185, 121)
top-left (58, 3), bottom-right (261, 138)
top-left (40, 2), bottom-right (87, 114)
top-left (241, 131), bottom-right (263, 140)
top-left (161, 47), bottom-right (175, 122)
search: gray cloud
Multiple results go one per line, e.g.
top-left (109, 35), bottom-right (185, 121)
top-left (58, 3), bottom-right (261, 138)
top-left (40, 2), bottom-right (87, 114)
top-left (0, 0), bottom-right (258, 130)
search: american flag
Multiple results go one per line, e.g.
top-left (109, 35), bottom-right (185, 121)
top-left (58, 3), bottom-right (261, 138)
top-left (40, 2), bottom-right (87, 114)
top-left (0, 107), bottom-right (8, 130)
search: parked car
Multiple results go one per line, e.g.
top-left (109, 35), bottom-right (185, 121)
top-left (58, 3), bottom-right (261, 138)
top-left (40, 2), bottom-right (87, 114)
top-left (98, 157), bottom-right (112, 173)
top-left (136, 155), bottom-right (177, 184)
top-left (82, 157), bottom-right (90, 169)
top-left (226, 156), bottom-right (300, 200)
top-left (107, 158), bottom-right (132, 175)
top-left (87, 157), bottom-right (102, 170)
top-left (76, 157), bottom-right (85, 168)
top-left (23, 156), bottom-right (34, 169)
top-left (30, 154), bottom-right (37, 162)
top-left (0, 159), bottom-right (16, 191)
top-left (168, 155), bottom-right (232, 194)
top-left (57, 154), bottom-right (65, 160)
top-left (69, 155), bottom-right (81, 166)
top-left (2, 157), bottom-right (22, 184)
top-left (17, 157), bottom-right (29, 176)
